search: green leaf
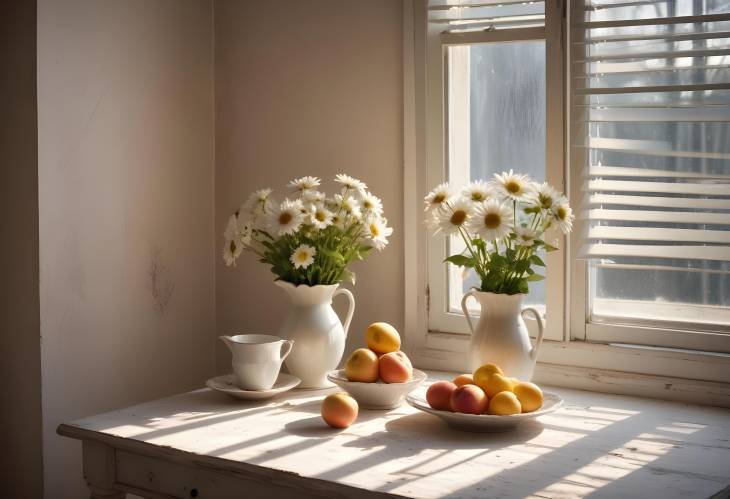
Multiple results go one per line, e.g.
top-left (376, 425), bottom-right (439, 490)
top-left (544, 242), bottom-right (559, 252)
top-left (517, 279), bottom-right (529, 294)
top-left (488, 254), bottom-right (507, 270)
top-left (444, 254), bottom-right (475, 268)
top-left (526, 273), bottom-right (545, 281)
top-left (530, 254), bottom-right (546, 267)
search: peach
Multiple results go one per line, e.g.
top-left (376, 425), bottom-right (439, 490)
top-left (378, 351), bottom-right (413, 383)
top-left (345, 348), bottom-right (379, 382)
top-left (426, 380), bottom-right (457, 411)
top-left (452, 374), bottom-right (474, 387)
top-left (321, 393), bottom-right (358, 428)
top-left (451, 384), bottom-right (488, 415)
top-left (365, 322), bottom-right (401, 354)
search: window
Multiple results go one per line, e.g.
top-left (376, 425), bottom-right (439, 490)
top-left (404, 0), bottom-right (730, 388)
top-left (570, 0), bottom-right (730, 353)
top-left (423, 0), bottom-right (566, 340)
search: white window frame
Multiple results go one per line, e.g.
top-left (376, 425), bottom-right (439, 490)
top-left (402, 0), bottom-right (730, 401)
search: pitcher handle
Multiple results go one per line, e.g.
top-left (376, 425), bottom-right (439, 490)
top-left (333, 288), bottom-right (355, 337)
top-left (460, 290), bottom-right (478, 334)
top-left (280, 339), bottom-right (294, 361)
top-left (521, 307), bottom-right (545, 362)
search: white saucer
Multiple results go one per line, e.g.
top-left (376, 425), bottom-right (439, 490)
top-left (406, 390), bottom-right (563, 432)
top-left (206, 373), bottom-right (301, 400)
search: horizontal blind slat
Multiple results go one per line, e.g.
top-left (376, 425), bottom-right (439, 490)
top-left (588, 179), bottom-right (730, 196)
top-left (581, 107), bottom-right (730, 122)
top-left (429, 0), bottom-right (544, 10)
top-left (581, 243), bottom-right (730, 261)
top-left (588, 226), bottom-right (730, 244)
top-left (576, 47), bottom-right (730, 63)
top-left (576, 137), bottom-right (730, 160)
top-left (575, 13), bottom-right (730, 29)
top-left (588, 166), bottom-right (730, 179)
top-left (586, 208), bottom-right (730, 224)
top-left (574, 30), bottom-right (730, 45)
top-left (574, 82), bottom-right (730, 95)
top-left (587, 194), bottom-right (730, 210)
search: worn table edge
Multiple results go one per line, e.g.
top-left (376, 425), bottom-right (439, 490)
top-left (57, 422), bottom-right (404, 499)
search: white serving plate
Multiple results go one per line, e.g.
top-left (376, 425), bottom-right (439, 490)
top-left (406, 390), bottom-right (563, 432)
top-left (206, 373), bottom-right (301, 401)
top-left (326, 369), bottom-right (427, 409)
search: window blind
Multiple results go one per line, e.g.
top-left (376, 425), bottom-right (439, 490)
top-left (572, 0), bottom-right (730, 269)
top-left (428, 0), bottom-right (546, 33)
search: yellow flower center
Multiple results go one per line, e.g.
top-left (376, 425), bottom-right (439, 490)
top-left (297, 252), bottom-right (309, 263)
top-left (370, 223), bottom-right (380, 237)
top-left (557, 206), bottom-right (567, 221)
top-left (229, 240), bottom-right (236, 252)
top-left (450, 210), bottom-right (467, 226)
top-left (315, 211), bottom-right (326, 222)
top-left (539, 193), bottom-right (553, 209)
top-left (484, 213), bottom-right (501, 229)
top-left (433, 194), bottom-right (446, 204)
top-left (505, 181), bottom-right (521, 194)
top-left (279, 212), bottom-right (293, 225)
top-left (364, 201), bottom-right (373, 209)
top-left (471, 192), bottom-right (486, 202)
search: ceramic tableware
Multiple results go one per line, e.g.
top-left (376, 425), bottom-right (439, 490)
top-left (206, 373), bottom-right (301, 401)
top-left (406, 389), bottom-right (562, 432)
top-left (219, 334), bottom-right (294, 390)
top-left (326, 369), bottom-right (427, 409)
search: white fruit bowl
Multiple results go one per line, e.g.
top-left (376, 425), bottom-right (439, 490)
top-left (406, 389), bottom-right (563, 432)
top-left (326, 369), bottom-right (427, 410)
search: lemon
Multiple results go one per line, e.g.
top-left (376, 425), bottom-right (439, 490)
top-left (513, 382), bottom-right (544, 413)
top-left (487, 391), bottom-right (522, 416)
top-left (473, 363), bottom-right (504, 388)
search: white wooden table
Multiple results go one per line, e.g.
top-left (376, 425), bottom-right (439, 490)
top-left (58, 375), bottom-right (730, 499)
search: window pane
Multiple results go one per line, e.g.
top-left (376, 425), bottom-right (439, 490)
top-left (446, 41), bottom-right (547, 312)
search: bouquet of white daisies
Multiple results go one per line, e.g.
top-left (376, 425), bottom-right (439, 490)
top-left (424, 170), bottom-right (574, 295)
top-left (224, 174), bottom-right (392, 286)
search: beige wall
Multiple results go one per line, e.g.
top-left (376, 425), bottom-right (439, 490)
top-left (0, 2), bottom-right (44, 498)
top-left (214, 0), bottom-right (404, 371)
top-left (37, 1), bottom-right (215, 497)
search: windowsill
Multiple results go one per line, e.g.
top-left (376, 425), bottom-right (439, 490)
top-left (408, 336), bottom-right (730, 408)
top-left (58, 374), bottom-right (730, 498)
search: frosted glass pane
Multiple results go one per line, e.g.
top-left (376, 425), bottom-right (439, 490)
top-left (446, 41), bottom-right (547, 311)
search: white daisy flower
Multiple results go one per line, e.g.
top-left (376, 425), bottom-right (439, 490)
top-left (241, 188), bottom-right (274, 216)
top-left (515, 225), bottom-right (538, 247)
top-left (288, 176), bottom-right (321, 192)
top-left (529, 182), bottom-right (560, 212)
top-left (493, 170), bottom-right (533, 202)
top-left (308, 203), bottom-right (334, 230)
top-left (334, 174), bottom-right (367, 195)
top-left (552, 199), bottom-right (574, 234)
top-left (360, 192), bottom-right (384, 217)
top-left (302, 190), bottom-right (326, 204)
top-left (224, 214), bottom-right (253, 246)
top-left (268, 199), bottom-right (304, 236)
top-left (223, 238), bottom-right (243, 267)
top-left (462, 180), bottom-right (492, 203)
top-left (424, 210), bottom-right (441, 233)
top-left (331, 212), bottom-right (346, 229)
top-left (365, 217), bottom-right (393, 251)
top-left (437, 198), bottom-right (473, 235)
top-left (467, 200), bottom-right (513, 240)
top-left (424, 183), bottom-right (453, 212)
top-left (290, 244), bottom-right (316, 269)
top-left (334, 194), bottom-right (362, 220)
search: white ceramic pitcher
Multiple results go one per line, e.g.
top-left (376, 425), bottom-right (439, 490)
top-left (275, 281), bottom-right (355, 389)
top-left (219, 334), bottom-right (294, 390)
top-left (461, 290), bottom-right (544, 380)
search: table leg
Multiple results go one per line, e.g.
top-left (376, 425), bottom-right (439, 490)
top-left (83, 440), bottom-right (124, 499)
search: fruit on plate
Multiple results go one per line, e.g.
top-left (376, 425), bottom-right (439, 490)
top-left (451, 384), bottom-right (488, 415)
top-left (379, 351), bottom-right (413, 383)
top-left (513, 382), bottom-right (544, 413)
top-left (472, 363), bottom-right (503, 388)
top-left (479, 373), bottom-right (515, 398)
top-left (345, 348), bottom-right (379, 382)
top-left (365, 322), bottom-right (401, 355)
top-left (487, 391), bottom-right (522, 416)
top-left (452, 374), bottom-right (474, 387)
top-left (426, 380), bottom-right (457, 411)
top-left (321, 393), bottom-right (359, 428)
